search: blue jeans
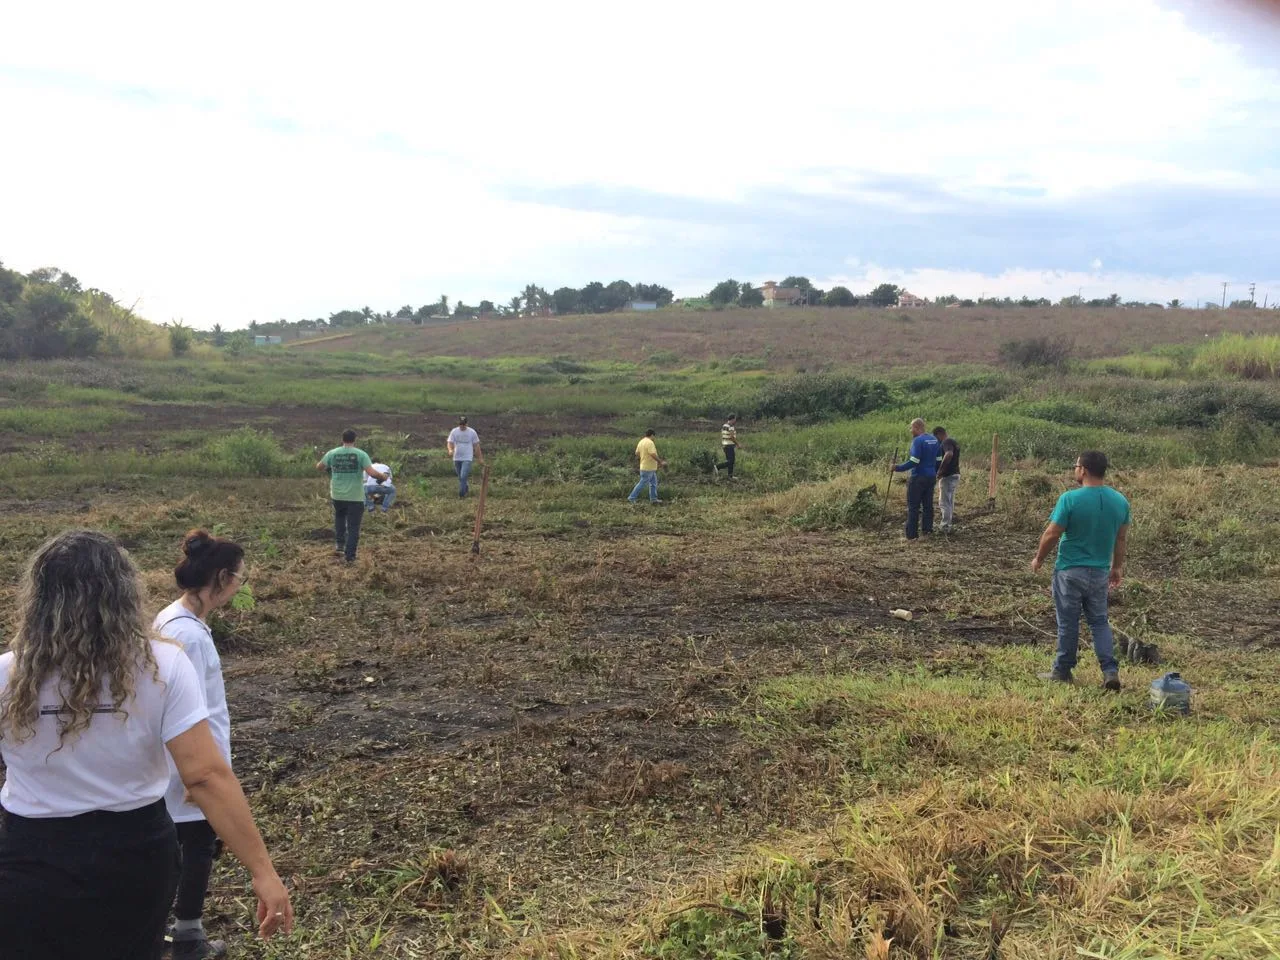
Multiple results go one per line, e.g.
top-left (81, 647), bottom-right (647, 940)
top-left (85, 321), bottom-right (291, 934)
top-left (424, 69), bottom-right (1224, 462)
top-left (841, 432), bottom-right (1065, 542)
top-left (1052, 567), bottom-right (1118, 674)
top-left (905, 475), bottom-right (936, 539)
top-left (628, 470), bottom-right (658, 502)
top-left (333, 499), bottom-right (364, 560)
top-left (454, 460), bottom-right (473, 496)
top-left (365, 482), bottom-right (396, 512)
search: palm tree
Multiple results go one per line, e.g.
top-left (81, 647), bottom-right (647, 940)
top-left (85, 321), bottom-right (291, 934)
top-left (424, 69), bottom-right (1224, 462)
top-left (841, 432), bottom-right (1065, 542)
top-left (360, 306), bottom-right (374, 324)
top-left (1167, 299), bottom-right (1182, 309)
top-left (212, 322), bottom-right (226, 347)
top-left (508, 296), bottom-right (522, 316)
top-left (438, 295), bottom-right (449, 316)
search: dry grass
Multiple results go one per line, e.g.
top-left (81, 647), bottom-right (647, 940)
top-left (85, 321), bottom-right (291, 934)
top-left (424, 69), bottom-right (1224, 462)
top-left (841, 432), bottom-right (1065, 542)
top-left (291, 307), bottom-right (1280, 369)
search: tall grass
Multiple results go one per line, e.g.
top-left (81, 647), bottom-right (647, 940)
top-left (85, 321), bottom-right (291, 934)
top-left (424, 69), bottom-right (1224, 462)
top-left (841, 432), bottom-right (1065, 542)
top-left (1193, 333), bottom-right (1280, 380)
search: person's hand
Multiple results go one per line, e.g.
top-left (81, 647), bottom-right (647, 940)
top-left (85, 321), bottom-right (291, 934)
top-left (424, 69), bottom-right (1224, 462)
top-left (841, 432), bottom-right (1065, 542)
top-left (254, 870), bottom-right (294, 939)
top-left (1108, 567), bottom-right (1123, 588)
top-left (1030, 557), bottom-right (1043, 573)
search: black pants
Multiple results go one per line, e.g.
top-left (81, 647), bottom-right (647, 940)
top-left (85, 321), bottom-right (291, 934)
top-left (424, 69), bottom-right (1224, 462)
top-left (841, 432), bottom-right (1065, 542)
top-left (0, 799), bottom-right (180, 960)
top-left (174, 819), bottom-right (219, 921)
top-left (906, 475), bottom-right (936, 539)
top-left (718, 444), bottom-right (736, 477)
top-left (333, 498), bottom-right (364, 560)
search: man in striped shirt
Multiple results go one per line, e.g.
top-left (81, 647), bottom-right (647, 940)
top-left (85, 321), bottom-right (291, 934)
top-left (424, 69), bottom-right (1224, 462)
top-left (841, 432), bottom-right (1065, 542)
top-left (715, 414), bottom-right (744, 481)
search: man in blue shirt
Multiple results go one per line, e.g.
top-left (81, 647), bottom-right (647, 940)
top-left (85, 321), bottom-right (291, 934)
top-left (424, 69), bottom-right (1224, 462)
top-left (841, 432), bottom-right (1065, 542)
top-left (892, 418), bottom-right (943, 539)
top-left (1030, 450), bottom-right (1130, 691)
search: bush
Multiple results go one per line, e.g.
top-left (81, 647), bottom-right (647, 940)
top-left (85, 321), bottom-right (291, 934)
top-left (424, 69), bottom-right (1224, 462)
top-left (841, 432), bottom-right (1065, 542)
top-left (1192, 334), bottom-right (1280, 380)
top-left (999, 336), bottom-right (1073, 369)
top-left (752, 374), bottom-right (892, 421)
top-left (204, 428), bottom-right (286, 477)
top-left (792, 483), bottom-right (882, 530)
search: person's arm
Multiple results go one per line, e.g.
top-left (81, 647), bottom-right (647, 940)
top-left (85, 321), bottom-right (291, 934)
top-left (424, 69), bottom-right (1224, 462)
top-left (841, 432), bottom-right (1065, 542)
top-left (167, 721), bottom-right (293, 939)
top-left (940, 448), bottom-right (954, 471)
top-left (315, 452), bottom-right (328, 472)
top-left (1030, 522), bottom-right (1065, 572)
top-left (474, 441), bottom-right (484, 464)
top-left (1110, 524), bottom-right (1129, 586)
top-left (364, 465), bottom-right (389, 482)
top-left (894, 439), bottom-right (918, 473)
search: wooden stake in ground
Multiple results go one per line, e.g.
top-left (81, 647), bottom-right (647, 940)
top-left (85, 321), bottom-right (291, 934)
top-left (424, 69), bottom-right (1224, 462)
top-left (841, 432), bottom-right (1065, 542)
top-left (883, 444), bottom-right (899, 518)
top-left (987, 432), bottom-right (999, 505)
top-left (470, 463), bottom-right (491, 555)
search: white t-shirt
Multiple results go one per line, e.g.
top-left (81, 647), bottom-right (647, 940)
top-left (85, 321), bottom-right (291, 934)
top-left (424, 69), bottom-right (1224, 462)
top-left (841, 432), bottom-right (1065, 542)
top-left (155, 600), bottom-right (232, 823)
top-left (364, 463), bottom-right (392, 490)
top-left (447, 427), bottom-right (480, 462)
top-left (0, 640), bottom-right (208, 818)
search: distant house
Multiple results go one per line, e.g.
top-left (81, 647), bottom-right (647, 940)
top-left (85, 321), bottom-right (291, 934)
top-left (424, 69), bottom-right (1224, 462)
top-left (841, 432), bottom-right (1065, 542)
top-left (253, 335), bottom-right (283, 346)
top-left (626, 300), bottom-right (658, 311)
top-left (897, 290), bottom-right (927, 308)
top-left (761, 281), bottom-right (806, 308)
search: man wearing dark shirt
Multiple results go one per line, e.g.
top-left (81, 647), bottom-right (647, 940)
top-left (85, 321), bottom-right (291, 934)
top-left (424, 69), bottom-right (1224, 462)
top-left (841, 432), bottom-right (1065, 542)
top-left (892, 418), bottom-right (943, 539)
top-left (933, 426), bottom-right (960, 533)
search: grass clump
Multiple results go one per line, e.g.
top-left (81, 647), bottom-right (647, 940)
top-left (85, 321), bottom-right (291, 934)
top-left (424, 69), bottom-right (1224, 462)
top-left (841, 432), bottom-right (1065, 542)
top-left (202, 428), bottom-right (288, 477)
top-left (999, 335), bottom-right (1073, 369)
top-left (1193, 333), bottom-right (1280, 380)
top-left (752, 374), bottom-right (891, 421)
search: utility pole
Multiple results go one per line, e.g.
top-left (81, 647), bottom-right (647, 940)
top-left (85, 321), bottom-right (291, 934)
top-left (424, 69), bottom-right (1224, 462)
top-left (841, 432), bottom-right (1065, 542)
top-left (1221, 281), bottom-right (1230, 308)
top-left (1249, 282), bottom-right (1256, 305)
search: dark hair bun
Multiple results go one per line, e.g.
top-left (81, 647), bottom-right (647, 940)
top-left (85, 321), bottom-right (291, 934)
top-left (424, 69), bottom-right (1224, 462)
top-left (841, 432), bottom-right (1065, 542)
top-left (182, 529), bottom-right (213, 557)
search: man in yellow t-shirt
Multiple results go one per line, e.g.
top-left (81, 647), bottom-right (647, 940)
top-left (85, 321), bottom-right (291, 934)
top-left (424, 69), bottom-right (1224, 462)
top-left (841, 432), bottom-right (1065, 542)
top-left (627, 428), bottom-right (667, 504)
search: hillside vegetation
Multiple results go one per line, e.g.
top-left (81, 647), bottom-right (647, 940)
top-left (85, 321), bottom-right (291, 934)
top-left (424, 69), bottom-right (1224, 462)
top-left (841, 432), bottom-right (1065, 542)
top-left (288, 305), bottom-right (1280, 368)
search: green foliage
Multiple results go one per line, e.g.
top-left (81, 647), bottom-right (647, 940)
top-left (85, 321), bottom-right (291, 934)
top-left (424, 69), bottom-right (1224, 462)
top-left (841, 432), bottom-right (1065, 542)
top-left (230, 583), bottom-right (256, 612)
top-left (823, 286), bottom-right (855, 307)
top-left (1192, 334), bottom-right (1280, 380)
top-left (868, 282), bottom-right (900, 307)
top-left (168, 322), bottom-right (194, 356)
top-left (999, 336), bottom-right (1073, 369)
top-left (647, 899), bottom-right (794, 960)
top-left (708, 278), bottom-right (741, 307)
top-left (752, 374), bottom-right (892, 421)
top-left (738, 282), bottom-right (764, 308)
top-left (792, 482), bottom-right (881, 529)
top-left (204, 428), bottom-right (288, 477)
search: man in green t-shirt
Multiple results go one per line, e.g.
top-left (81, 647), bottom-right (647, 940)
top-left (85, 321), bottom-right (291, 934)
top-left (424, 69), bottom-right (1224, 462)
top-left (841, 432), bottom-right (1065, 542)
top-left (1030, 450), bottom-right (1130, 690)
top-left (315, 429), bottom-right (388, 562)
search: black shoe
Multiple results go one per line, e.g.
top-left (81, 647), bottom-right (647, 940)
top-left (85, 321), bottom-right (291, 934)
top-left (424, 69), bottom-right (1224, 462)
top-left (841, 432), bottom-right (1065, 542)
top-left (169, 935), bottom-right (228, 958)
top-left (1038, 670), bottom-right (1074, 684)
top-left (1101, 670), bottom-right (1121, 692)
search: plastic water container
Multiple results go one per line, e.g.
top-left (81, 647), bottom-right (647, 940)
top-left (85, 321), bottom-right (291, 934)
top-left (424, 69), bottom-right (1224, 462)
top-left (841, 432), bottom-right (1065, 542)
top-left (1149, 673), bottom-right (1192, 715)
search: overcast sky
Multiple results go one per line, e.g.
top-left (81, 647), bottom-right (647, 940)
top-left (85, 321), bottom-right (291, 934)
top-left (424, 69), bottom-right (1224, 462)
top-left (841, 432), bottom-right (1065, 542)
top-left (2, 0), bottom-right (1278, 327)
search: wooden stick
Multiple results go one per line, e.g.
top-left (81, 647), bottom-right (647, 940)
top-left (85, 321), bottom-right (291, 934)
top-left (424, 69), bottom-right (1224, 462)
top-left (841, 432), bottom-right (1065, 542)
top-left (470, 464), bottom-right (491, 555)
top-left (987, 432), bottom-right (999, 503)
top-left (883, 444), bottom-right (899, 516)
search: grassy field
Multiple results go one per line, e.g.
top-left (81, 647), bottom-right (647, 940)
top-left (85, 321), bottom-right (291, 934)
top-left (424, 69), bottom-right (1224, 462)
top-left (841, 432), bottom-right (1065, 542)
top-left (287, 305), bottom-right (1279, 368)
top-left (1, 319), bottom-right (1278, 959)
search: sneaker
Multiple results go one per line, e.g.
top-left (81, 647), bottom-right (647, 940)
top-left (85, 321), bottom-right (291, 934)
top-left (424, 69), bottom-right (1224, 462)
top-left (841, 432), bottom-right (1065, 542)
top-left (1038, 670), bottom-right (1074, 684)
top-left (1101, 670), bottom-right (1121, 692)
top-left (170, 937), bottom-right (228, 959)
top-left (650, 499), bottom-right (664, 505)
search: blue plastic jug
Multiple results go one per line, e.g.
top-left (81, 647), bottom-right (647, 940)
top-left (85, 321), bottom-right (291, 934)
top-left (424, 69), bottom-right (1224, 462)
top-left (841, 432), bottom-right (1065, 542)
top-left (1149, 673), bottom-right (1191, 714)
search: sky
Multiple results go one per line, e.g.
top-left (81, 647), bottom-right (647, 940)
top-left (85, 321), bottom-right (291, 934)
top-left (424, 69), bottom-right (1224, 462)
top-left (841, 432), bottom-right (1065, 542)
top-left (2, 0), bottom-right (1279, 328)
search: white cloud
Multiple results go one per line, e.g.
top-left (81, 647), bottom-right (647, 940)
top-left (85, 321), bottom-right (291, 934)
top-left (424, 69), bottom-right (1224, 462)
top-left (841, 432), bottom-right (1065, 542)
top-left (1, 0), bottom-right (1278, 326)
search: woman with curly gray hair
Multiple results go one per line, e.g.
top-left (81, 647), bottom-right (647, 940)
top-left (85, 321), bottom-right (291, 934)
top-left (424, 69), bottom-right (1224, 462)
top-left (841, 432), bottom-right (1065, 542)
top-left (0, 531), bottom-right (293, 960)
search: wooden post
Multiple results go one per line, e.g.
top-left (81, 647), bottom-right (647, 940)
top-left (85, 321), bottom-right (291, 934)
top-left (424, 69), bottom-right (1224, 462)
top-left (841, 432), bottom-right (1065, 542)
top-left (470, 464), bottom-right (491, 555)
top-left (987, 433), bottom-right (999, 504)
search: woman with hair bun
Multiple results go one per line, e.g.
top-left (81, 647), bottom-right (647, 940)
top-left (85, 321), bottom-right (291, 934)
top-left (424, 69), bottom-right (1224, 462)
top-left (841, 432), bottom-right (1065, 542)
top-left (0, 530), bottom-right (292, 960)
top-left (154, 529), bottom-right (248, 958)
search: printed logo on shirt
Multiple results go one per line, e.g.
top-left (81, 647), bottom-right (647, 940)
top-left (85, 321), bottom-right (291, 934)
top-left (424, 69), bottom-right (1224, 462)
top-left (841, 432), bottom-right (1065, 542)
top-left (330, 453), bottom-right (360, 473)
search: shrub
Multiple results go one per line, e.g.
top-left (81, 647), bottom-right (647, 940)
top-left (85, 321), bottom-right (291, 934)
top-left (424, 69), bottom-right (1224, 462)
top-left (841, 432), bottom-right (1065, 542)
top-left (999, 336), bottom-right (1073, 369)
top-left (204, 428), bottom-right (286, 477)
top-left (168, 324), bottom-right (193, 356)
top-left (752, 374), bottom-right (891, 421)
top-left (791, 483), bottom-right (882, 530)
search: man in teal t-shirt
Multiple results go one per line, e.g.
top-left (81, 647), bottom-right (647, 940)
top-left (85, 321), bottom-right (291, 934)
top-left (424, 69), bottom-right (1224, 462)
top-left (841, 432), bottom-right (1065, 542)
top-left (1030, 450), bottom-right (1130, 690)
top-left (315, 429), bottom-right (387, 562)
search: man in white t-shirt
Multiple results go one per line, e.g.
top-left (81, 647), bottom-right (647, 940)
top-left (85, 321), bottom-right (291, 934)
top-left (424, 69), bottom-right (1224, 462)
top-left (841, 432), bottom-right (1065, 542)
top-left (364, 462), bottom-right (395, 513)
top-left (446, 416), bottom-right (483, 498)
